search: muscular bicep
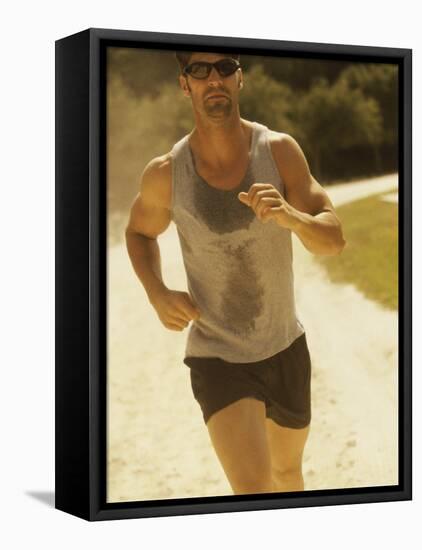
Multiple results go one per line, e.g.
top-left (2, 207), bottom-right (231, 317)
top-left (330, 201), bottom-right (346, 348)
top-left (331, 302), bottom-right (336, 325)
top-left (271, 134), bottom-right (336, 217)
top-left (126, 156), bottom-right (172, 239)
top-left (126, 193), bottom-right (171, 239)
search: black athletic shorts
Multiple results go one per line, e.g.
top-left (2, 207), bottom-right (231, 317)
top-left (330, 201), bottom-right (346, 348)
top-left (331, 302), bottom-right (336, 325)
top-left (184, 332), bottom-right (312, 429)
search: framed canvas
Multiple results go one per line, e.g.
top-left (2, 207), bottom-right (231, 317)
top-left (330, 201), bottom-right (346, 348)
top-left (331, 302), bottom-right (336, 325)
top-left (55, 27), bottom-right (412, 521)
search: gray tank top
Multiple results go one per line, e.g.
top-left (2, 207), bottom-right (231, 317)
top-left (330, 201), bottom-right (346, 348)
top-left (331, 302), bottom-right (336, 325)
top-left (170, 121), bottom-right (305, 363)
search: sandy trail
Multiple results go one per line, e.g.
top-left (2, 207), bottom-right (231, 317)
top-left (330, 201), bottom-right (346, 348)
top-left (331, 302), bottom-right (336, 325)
top-left (107, 173), bottom-right (398, 502)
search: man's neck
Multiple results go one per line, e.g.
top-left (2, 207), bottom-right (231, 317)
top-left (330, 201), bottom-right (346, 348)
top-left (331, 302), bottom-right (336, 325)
top-left (189, 116), bottom-right (251, 170)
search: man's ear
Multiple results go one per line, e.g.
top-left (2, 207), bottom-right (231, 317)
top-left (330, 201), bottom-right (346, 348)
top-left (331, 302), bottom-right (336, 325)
top-left (179, 74), bottom-right (191, 97)
top-left (237, 69), bottom-right (243, 90)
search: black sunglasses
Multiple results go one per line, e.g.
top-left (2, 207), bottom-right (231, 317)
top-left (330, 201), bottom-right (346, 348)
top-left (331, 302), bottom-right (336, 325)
top-left (183, 58), bottom-right (240, 79)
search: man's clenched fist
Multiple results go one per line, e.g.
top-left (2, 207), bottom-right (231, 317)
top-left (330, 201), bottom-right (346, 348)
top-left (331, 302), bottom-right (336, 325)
top-left (238, 183), bottom-right (298, 230)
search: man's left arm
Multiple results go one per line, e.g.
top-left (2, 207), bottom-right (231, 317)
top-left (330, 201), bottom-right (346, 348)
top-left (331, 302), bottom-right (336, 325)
top-left (238, 133), bottom-right (346, 256)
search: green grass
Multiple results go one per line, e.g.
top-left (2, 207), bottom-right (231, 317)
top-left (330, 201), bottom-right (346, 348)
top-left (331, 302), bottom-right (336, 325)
top-left (317, 192), bottom-right (398, 310)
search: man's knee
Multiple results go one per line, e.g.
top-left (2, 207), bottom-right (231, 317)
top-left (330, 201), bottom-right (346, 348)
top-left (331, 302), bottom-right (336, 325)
top-left (230, 471), bottom-right (274, 495)
top-left (272, 466), bottom-right (304, 491)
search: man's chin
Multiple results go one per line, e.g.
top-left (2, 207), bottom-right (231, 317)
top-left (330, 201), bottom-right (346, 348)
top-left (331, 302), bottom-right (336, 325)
top-left (204, 106), bottom-right (233, 119)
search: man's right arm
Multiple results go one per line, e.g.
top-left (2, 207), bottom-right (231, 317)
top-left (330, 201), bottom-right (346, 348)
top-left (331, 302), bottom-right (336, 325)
top-left (125, 155), bottom-right (200, 331)
top-left (125, 155), bottom-right (172, 303)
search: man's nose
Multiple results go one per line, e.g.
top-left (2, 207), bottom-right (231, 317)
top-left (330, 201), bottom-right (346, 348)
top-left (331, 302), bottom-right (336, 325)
top-left (207, 66), bottom-right (223, 84)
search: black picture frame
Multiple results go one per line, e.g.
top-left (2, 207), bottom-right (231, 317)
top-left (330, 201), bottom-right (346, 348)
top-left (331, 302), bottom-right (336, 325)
top-left (55, 27), bottom-right (412, 521)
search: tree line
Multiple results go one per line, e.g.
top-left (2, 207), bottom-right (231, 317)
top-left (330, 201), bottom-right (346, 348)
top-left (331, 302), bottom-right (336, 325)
top-left (107, 48), bottom-right (398, 213)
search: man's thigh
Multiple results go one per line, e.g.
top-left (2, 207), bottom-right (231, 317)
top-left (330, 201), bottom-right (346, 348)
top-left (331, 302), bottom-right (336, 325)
top-left (206, 397), bottom-right (273, 493)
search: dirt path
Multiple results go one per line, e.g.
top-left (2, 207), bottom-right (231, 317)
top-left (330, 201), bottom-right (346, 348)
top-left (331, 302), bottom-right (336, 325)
top-left (292, 172), bottom-right (398, 490)
top-left (325, 172), bottom-right (398, 206)
top-left (107, 172), bottom-right (399, 502)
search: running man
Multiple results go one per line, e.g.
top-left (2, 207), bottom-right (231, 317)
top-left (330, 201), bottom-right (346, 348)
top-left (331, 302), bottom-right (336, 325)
top-left (125, 51), bottom-right (346, 495)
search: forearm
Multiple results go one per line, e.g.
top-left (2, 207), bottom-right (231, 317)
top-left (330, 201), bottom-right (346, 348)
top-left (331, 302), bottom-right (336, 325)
top-left (289, 210), bottom-right (346, 256)
top-left (125, 229), bottom-right (168, 303)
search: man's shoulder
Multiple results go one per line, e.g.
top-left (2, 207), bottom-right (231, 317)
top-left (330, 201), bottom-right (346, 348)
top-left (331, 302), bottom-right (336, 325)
top-left (267, 129), bottom-right (297, 152)
top-left (266, 130), bottom-right (305, 168)
top-left (140, 152), bottom-right (173, 208)
top-left (143, 152), bottom-right (172, 183)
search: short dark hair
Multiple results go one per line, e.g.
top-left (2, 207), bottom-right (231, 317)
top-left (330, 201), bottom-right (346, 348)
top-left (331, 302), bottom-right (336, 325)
top-left (175, 51), bottom-right (240, 73)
